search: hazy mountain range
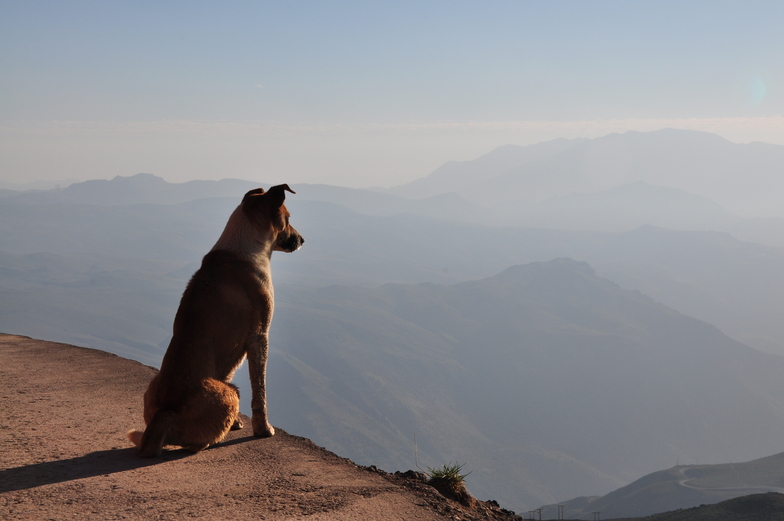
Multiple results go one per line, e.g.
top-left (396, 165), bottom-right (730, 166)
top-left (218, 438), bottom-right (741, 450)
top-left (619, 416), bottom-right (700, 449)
top-left (3, 129), bottom-right (784, 514)
top-left (389, 129), bottom-right (784, 219)
top-left (5, 186), bottom-right (784, 358)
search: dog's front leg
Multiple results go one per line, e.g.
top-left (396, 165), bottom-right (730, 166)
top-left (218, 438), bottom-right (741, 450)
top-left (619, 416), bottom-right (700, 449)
top-left (247, 333), bottom-right (275, 437)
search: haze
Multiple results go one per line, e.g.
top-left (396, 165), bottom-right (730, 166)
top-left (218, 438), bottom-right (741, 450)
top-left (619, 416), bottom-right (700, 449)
top-left (5, 1), bottom-right (784, 517)
top-left (2, 1), bottom-right (783, 188)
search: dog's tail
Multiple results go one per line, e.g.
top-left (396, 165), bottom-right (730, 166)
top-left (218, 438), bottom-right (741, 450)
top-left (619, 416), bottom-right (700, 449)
top-left (133, 408), bottom-right (177, 458)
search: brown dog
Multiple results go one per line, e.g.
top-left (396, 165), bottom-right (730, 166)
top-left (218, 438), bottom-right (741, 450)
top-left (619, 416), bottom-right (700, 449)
top-left (128, 184), bottom-right (303, 457)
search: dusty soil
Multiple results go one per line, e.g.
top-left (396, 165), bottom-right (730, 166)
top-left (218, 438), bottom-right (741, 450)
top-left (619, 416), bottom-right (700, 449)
top-left (0, 334), bottom-right (521, 520)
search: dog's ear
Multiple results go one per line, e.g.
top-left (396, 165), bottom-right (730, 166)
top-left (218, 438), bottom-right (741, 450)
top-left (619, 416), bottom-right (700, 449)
top-left (242, 188), bottom-right (265, 203)
top-left (265, 184), bottom-right (296, 208)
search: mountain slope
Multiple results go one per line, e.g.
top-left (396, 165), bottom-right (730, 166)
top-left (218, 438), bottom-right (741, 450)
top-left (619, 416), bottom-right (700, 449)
top-left (542, 452), bottom-right (784, 518)
top-left (261, 259), bottom-right (784, 512)
top-left (512, 182), bottom-right (739, 232)
top-left (620, 493), bottom-right (784, 521)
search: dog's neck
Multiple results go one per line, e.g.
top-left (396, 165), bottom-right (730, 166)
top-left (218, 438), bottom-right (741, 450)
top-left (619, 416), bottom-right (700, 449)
top-left (210, 206), bottom-right (274, 268)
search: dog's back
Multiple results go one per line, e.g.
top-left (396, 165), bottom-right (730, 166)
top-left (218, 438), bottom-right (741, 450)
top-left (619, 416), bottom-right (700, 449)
top-left (161, 250), bottom-right (270, 379)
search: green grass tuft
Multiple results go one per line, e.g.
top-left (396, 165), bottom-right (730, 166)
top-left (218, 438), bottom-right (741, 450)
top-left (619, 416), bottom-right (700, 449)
top-left (427, 462), bottom-right (472, 487)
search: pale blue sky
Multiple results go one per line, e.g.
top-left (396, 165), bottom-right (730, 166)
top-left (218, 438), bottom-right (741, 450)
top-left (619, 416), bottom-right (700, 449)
top-left (1, 1), bottom-right (782, 186)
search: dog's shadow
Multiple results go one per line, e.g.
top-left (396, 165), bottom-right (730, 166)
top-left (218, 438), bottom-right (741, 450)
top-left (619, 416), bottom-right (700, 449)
top-left (1, 447), bottom-right (189, 493)
top-left (0, 433), bottom-right (263, 493)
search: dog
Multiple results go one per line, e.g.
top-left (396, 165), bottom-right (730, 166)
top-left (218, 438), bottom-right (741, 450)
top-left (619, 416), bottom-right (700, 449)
top-left (128, 184), bottom-right (303, 457)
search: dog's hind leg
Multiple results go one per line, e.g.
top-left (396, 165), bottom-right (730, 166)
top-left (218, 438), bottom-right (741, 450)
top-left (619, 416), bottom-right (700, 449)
top-left (137, 408), bottom-right (177, 458)
top-left (175, 379), bottom-right (240, 451)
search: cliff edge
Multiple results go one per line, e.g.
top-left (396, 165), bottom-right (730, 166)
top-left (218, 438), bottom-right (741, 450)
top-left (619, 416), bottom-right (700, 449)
top-left (0, 334), bottom-right (520, 520)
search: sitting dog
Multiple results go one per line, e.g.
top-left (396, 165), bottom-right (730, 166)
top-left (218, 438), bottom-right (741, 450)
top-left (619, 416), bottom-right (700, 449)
top-left (128, 184), bottom-right (303, 457)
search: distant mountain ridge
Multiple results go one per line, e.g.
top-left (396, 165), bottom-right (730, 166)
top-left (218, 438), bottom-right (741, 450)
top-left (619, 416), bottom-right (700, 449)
top-left (4, 173), bottom-right (489, 226)
top-left (389, 138), bottom-right (583, 197)
top-left (7, 173), bottom-right (261, 206)
top-left (10, 128), bottom-right (784, 243)
top-left (389, 129), bottom-right (784, 219)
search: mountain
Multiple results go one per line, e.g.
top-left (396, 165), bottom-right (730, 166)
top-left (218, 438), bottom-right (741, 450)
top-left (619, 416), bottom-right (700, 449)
top-left (614, 493), bottom-right (784, 521)
top-left (5, 193), bottom-right (784, 358)
top-left (280, 202), bottom-right (784, 357)
top-left (582, 226), bottom-right (784, 357)
top-left (7, 173), bottom-right (260, 206)
top-left (11, 154), bottom-right (784, 246)
top-left (288, 183), bottom-right (488, 224)
top-left (387, 139), bottom-right (583, 199)
top-left (0, 250), bottom-right (185, 365)
top-left (0, 194), bottom-right (236, 262)
top-left (5, 173), bottom-right (489, 226)
top-left (258, 259), bottom-right (784, 512)
top-left (540, 452), bottom-right (784, 518)
top-left (390, 129), bottom-right (784, 219)
top-left (512, 182), bottom-right (739, 232)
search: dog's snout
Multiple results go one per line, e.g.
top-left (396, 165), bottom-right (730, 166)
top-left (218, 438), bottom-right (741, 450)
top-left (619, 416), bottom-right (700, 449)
top-left (284, 234), bottom-right (304, 252)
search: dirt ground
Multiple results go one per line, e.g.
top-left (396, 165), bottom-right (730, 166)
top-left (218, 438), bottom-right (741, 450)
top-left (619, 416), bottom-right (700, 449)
top-left (0, 334), bottom-right (521, 520)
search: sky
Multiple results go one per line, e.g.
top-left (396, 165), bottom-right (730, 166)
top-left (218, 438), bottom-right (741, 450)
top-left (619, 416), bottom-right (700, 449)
top-left (1, 1), bottom-right (783, 188)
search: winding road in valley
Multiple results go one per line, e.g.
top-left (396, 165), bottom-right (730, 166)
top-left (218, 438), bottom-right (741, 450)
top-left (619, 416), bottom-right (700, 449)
top-left (674, 465), bottom-right (784, 495)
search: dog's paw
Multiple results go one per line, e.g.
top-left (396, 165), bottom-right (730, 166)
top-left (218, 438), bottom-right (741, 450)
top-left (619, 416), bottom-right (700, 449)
top-left (127, 430), bottom-right (144, 447)
top-left (231, 417), bottom-right (244, 430)
top-left (186, 442), bottom-right (210, 453)
top-left (252, 419), bottom-right (275, 437)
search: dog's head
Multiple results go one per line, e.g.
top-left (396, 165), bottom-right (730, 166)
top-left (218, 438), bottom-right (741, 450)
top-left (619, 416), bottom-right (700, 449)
top-left (241, 184), bottom-right (304, 253)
